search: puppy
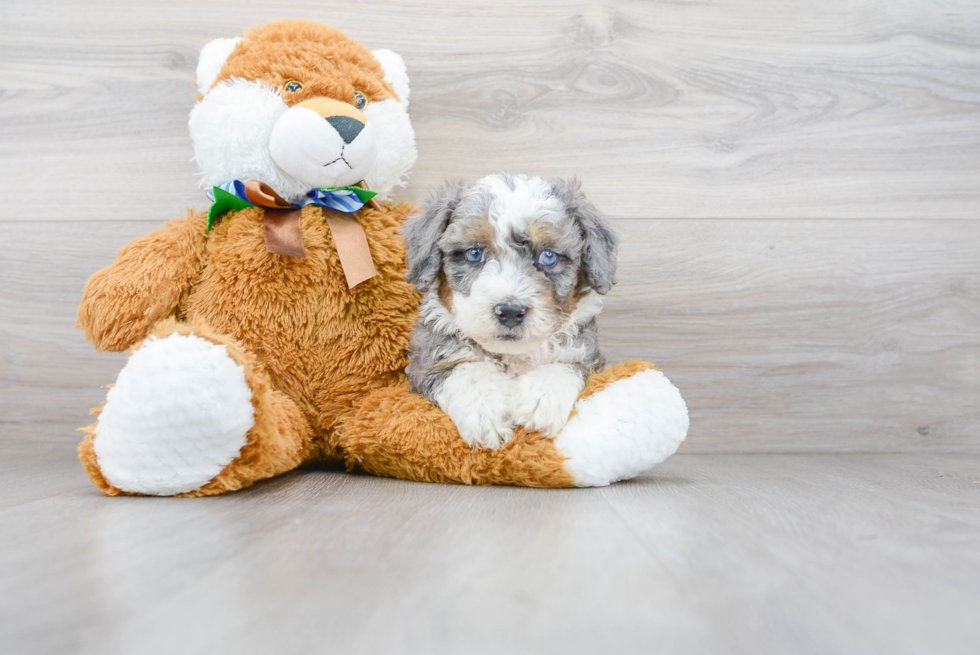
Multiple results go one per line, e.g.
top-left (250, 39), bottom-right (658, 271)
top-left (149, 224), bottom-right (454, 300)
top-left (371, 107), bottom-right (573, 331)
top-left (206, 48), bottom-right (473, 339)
top-left (403, 173), bottom-right (618, 449)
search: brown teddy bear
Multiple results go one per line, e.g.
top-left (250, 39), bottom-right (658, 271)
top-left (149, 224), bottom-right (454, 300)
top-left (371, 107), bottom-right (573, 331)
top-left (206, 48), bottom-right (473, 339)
top-left (76, 20), bottom-right (689, 496)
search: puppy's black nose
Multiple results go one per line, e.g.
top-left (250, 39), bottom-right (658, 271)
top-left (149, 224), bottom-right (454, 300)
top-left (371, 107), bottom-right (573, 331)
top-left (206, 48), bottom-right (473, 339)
top-left (494, 304), bottom-right (527, 328)
top-left (325, 115), bottom-right (365, 144)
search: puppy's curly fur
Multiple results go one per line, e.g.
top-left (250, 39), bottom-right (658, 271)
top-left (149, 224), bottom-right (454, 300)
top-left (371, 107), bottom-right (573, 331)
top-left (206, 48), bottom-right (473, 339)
top-left (404, 173), bottom-right (618, 448)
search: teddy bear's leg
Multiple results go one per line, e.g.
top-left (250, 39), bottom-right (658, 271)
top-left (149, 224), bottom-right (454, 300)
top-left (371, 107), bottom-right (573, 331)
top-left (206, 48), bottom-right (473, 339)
top-left (551, 361), bottom-right (690, 486)
top-left (339, 361), bottom-right (688, 487)
top-left (78, 319), bottom-right (311, 497)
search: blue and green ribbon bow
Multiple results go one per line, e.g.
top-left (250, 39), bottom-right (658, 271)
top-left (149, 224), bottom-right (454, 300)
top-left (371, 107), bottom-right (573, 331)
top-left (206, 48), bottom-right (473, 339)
top-left (206, 181), bottom-right (378, 232)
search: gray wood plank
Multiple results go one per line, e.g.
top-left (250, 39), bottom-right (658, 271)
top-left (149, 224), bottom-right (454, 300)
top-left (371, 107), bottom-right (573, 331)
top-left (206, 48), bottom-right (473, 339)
top-left (1, 443), bottom-right (978, 655)
top-left (2, 218), bottom-right (977, 453)
top-left (1, 0), bottom-right (978, 220)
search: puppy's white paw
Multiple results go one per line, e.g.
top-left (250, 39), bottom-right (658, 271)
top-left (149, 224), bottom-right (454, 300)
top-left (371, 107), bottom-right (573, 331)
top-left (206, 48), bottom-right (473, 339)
top-left (452, 405), bottom-right (513, 450)
top-left (510, 364), bottom-right (585, 438)
top-left (436, 361), bottom-right (514, 449)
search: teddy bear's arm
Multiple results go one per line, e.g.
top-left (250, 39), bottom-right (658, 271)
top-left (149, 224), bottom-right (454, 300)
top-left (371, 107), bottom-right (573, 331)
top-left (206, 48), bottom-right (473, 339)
top-left (78, 210), bottom-right (209, 352)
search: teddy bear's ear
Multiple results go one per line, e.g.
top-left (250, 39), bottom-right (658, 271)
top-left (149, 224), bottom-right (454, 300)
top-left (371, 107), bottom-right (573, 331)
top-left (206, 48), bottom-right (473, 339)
top-left (196, 37), bottom-right (243, 96)
top-left (371, 49), bottom-right (410, 108)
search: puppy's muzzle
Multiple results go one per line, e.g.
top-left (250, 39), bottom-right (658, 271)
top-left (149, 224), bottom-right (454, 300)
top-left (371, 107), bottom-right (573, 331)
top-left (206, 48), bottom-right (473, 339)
top-left (494, 303), bottom-right (528, 328)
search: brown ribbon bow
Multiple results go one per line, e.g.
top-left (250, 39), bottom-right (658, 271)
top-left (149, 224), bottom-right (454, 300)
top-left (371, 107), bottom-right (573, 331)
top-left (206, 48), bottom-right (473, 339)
top-left (240, 180), bottom-right (380, 289)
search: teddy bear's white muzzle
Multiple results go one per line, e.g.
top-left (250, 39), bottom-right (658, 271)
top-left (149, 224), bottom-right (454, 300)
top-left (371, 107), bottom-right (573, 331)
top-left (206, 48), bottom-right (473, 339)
top-left (269, 103), bottom-right (378, 190)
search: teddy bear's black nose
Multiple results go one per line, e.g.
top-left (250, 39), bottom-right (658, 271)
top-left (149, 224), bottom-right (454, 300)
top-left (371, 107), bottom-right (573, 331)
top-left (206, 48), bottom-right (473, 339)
top-left (494, 304), bottom-right (527, 328)
top-left (325, 115), bottom-right (365, 144)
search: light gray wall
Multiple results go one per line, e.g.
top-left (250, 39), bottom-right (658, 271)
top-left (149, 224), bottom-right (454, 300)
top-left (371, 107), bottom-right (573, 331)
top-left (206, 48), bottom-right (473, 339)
top-left (1, 0), bottom-right (978, 452)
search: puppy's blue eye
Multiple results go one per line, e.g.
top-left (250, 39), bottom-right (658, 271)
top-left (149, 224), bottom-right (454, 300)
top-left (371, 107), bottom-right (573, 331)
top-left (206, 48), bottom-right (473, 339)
top-left (538, 250), bottom-right (558, 267)
top-left (465, 248), bottom-right (484, 264)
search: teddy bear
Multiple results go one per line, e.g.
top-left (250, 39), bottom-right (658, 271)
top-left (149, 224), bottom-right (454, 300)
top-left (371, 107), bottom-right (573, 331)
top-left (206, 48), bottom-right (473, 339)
top-left (76, 19), bottom-right (689, 496)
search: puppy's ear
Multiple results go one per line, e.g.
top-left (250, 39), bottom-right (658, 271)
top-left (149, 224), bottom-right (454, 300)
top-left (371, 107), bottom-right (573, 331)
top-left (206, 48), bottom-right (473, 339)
top-left (404, 180), bottom-right (467, 290)
top-left (551, 178), bottom-right (618, 294)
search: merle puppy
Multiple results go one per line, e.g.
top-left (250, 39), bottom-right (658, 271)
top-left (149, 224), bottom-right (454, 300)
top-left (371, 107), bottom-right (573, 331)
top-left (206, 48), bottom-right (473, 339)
top-left (403, 173), bottom-right (618, 449)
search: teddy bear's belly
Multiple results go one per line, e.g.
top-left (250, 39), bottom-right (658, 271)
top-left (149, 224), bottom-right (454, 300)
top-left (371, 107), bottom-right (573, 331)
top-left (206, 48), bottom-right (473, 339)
top-left (179, 233), bottom-right (417, 452)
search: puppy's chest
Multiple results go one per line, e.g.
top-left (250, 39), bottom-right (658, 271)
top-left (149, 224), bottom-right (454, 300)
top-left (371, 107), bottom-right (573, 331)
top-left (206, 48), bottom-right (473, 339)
top-left (490, 337), bottom-right (587, 377)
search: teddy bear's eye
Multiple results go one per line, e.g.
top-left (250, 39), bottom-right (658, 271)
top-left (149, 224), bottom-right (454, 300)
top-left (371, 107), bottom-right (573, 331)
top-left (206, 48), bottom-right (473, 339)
top-left (283, 80), bottom-right (304, 93)
top-left (353, 91), bottom-right (368, 110)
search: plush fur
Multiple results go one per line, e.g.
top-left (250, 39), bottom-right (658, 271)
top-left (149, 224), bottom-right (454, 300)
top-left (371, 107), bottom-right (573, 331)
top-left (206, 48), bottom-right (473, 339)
top-left (93, 331), bottom-right (256, 495)
top-left (189, 21), bottom-right (415, 202)
top-left (76, 20), bottom-right (689, 496)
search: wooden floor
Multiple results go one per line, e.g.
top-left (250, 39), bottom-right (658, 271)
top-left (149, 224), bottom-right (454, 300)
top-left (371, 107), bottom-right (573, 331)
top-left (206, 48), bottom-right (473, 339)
top-left (2, 441), bottom-right (979, 655)
top-left (1, 1), bottom-right (979, 653)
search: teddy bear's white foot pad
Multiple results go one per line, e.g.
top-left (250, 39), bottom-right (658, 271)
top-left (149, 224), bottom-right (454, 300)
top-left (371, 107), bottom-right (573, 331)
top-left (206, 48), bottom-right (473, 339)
top-left (554, 368), bottom-right (689, 487)
top-left (94, 333), bottom-right (255, 496)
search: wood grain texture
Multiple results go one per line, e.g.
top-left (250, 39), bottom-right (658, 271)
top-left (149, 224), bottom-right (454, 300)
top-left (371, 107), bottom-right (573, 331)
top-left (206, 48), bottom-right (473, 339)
top-left (0, 0), bottom-right (979, 220)
top-left (1, 442), bottom-right (978, 655)
top-left (2, 218), bottom-right (977, 453)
